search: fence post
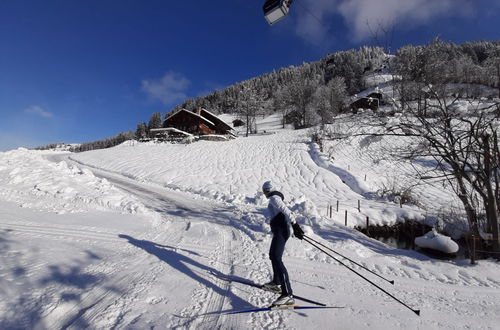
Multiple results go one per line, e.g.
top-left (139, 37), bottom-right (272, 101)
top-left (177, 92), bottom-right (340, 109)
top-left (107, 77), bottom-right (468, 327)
top-left (345, 210), bottom-right (348, 226)
top-left (329, 205), bottom-right (332, 218)
top-left (366, 216), bottom-right (370, 235)
top-left (471, 235), bottom-right (476, 265)
top-left (364, 174), bottom-right (367, 181)
top-left (336, 200), bottom-right (339, 212)
top-left (358, 200), bottom-right (361, 212)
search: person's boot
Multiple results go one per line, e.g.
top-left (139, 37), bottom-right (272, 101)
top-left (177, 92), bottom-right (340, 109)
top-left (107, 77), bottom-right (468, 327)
top-left (261, 281), bottom-right (281, 293)
top-left (271, 294), bottom-right (294, 306)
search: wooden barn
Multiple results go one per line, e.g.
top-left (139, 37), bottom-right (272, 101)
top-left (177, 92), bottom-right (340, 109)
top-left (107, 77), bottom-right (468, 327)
top-left (163, 108), bottom-right (235, 137)
top-left (350, 92), bottom-right (383, 112)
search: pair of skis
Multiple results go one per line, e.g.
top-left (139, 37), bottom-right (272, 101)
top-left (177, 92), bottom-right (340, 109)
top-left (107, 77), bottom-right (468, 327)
top-left (224, 305), bottom-right (343, 315)
top-left (211, 273), bottom-right (344, 315)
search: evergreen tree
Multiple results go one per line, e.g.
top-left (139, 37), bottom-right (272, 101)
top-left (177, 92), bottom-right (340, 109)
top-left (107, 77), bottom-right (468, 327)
top-left (148, 112), bottom-right (163, 131)
top-left (135, 122), bottom-right (148, 140)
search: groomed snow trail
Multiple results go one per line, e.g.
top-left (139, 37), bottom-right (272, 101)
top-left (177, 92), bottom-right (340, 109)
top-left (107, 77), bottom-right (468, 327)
top-left (41, 155), bottom-right (286, 329)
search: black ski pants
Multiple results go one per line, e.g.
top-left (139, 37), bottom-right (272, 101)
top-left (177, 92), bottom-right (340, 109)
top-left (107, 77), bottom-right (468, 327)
top-left (269, 213), bottom-right (293, 296)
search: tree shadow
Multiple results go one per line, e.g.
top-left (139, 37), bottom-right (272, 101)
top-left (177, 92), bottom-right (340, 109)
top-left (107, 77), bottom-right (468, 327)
top-left (118, 234), bottom-right (253, 312)
top-left (39, 265), bottom-right (101, 290)
top-left (42, 250), bottom-right (129, 330)
top-left (0, 239), bottom-right (108, 329)
top-left (0, 230), bottom-right (43, 330)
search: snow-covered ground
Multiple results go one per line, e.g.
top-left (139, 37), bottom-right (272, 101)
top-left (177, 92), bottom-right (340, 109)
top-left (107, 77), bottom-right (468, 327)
top-left (1, 114), bottom-right (499, 329)
top-left (69, 115), bottom-right (429, 230)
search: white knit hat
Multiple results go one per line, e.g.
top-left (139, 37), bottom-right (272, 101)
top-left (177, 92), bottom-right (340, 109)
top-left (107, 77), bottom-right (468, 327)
top-left (262, 181), bottom-right (274, 192)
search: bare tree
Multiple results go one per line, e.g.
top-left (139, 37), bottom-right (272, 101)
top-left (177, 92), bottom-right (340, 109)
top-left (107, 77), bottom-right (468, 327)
top-left (313, 76), bottom-right (349, 124)
top-left (237, 86), bottom-right (261, 137)
top-left (378, 86), bottom-right (500, 252)
top-left (367, 19), bottom-right (396, 54)
top-left (273, 86), bottom-right (291, 128)
top-left (285, 75), bottom-right (317, 128)
top-left (485, 45), bottom-right (500, 98)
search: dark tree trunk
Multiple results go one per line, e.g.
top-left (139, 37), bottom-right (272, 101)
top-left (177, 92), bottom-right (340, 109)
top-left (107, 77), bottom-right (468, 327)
top-left (482, 134), bottom-right (500, 253)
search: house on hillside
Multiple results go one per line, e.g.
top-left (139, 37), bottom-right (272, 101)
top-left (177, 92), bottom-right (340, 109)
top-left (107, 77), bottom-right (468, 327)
top-left (149, 127), bottom-right (193, 142)
top-left (232, 119), bottom-right (245, 127)
top-left (350, 92), bottom-right (383, 112)
top-left (162, 108), bottom-right (235, 138)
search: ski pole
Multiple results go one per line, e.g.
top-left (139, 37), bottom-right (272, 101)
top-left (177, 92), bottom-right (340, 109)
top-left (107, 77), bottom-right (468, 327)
top-left (303, 234), bottom-right (394, 285)
top-left (303, 236), bottom-right (421, 316)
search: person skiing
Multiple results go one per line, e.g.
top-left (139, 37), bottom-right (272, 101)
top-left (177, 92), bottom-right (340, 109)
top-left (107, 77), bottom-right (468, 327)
top-left (261, 180), bottom-right (305, 306)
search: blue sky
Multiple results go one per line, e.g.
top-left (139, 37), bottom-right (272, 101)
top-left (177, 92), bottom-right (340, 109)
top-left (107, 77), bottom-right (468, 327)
top-left (1, 0), bottom-right (499, 151)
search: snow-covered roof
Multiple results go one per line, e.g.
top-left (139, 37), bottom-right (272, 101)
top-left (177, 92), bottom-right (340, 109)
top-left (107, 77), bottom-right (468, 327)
top-left (150, 127), bottom-right (193, 136)
top-left (199, 108), bottom-right (234, 131)
top-left (199, 107), bottom-right (218, 118)
top-left (165, 108), bottom-right (215, 126)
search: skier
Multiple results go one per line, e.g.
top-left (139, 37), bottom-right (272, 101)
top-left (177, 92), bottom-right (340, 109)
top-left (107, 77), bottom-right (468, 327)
top-left (261, 180), bottom-right (305, 306)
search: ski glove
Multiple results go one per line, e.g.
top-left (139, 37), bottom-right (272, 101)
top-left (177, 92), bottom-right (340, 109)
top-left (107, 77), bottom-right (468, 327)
top-left (292, 223), bottom-right (304, 240)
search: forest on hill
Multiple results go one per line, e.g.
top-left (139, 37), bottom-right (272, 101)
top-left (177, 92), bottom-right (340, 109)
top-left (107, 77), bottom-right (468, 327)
top-left (141, 39), bottom-right (499, 137)
top-left (41, 39), bottom-right (499, 152)
top-left (178, 41), bottom-right (498, 113)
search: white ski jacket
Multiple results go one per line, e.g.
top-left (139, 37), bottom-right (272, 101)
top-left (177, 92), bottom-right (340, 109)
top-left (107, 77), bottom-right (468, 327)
top-left (267, 193), bottom-right (296, 225)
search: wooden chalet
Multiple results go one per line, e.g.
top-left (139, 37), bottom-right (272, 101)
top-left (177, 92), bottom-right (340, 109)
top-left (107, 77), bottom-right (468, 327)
top-left (350, 92), bottom-right (383, 112)
top-left (163, 108), bottom-right (235, 137)
top-left (232, 119), bottom-right (245, 127)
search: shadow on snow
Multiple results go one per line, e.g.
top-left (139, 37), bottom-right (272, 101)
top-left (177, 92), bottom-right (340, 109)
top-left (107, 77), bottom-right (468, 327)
top-left (0, 233), bottom-right (109, 330)
top-left (118, 234), bottom-right (256, 316)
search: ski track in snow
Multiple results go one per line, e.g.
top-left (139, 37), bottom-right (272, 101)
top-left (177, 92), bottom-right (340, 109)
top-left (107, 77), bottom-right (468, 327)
top-left (42, 156), bottom-right (282, 329)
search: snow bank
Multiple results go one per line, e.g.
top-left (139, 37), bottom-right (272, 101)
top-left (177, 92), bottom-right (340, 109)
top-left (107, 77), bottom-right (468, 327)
top-left (0, 148), bottom-right (149, 214)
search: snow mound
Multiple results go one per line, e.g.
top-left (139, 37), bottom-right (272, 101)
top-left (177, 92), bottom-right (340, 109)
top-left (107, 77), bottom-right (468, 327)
top-left (0, 148), bottom-right (149, 214)
top-left (414, 229), bottom-right (459, 254)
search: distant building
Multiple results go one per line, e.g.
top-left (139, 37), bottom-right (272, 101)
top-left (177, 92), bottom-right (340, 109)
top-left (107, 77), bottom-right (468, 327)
top-left (350, 92), bottom-right (383, 112)
top-left (232, 119), bottom-right (245, 127)
top-left (162, 108), bottom-right (235, 137)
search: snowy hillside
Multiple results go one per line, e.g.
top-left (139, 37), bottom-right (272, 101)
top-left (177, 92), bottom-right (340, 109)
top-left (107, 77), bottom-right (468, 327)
top-left (1, 115), bottom-right (499, 329)
top-left (70, 114), bottom-right (428, 230)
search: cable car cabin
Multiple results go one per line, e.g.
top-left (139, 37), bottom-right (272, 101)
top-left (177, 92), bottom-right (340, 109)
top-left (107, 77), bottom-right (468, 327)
top-left (263, 0), bottom-right (292, 25)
